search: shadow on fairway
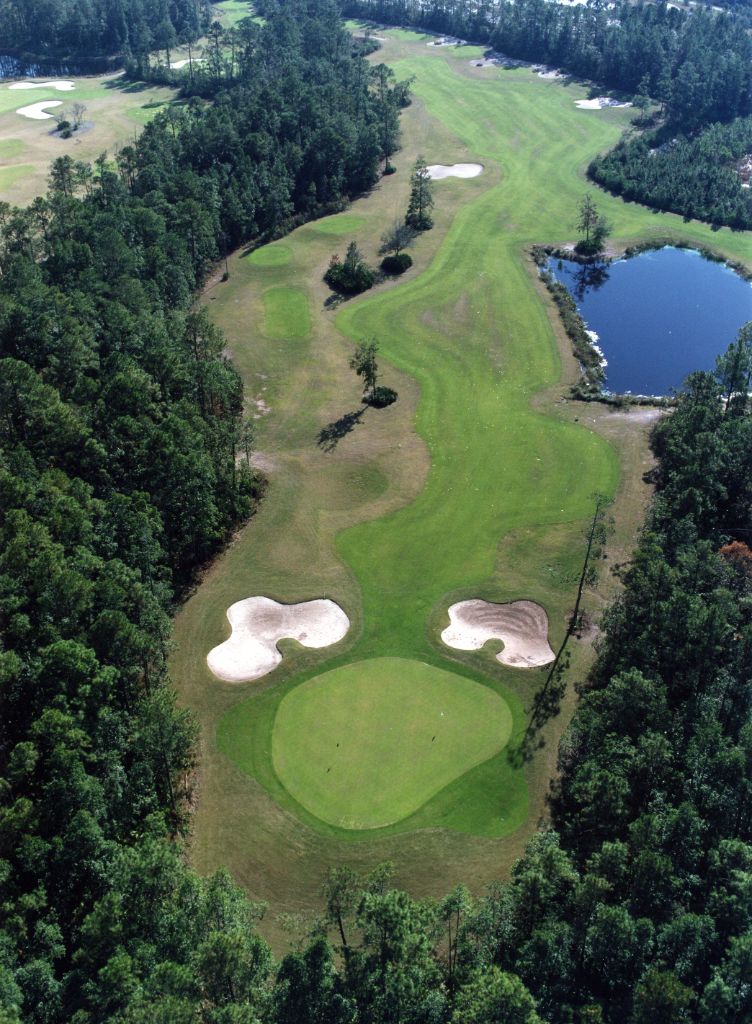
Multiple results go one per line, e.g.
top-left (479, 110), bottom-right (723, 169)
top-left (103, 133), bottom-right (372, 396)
top-left (316, 407), bottom-right (366, 452)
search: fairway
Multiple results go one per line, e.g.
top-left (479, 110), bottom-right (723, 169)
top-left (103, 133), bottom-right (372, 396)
top-left (271, 658), bottom-right (513, 829)
top-left (171, 28), bottom-right (752, 932)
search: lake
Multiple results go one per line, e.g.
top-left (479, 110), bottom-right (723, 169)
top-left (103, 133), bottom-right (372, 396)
top-left (546, 246), bottom-right (752, 396)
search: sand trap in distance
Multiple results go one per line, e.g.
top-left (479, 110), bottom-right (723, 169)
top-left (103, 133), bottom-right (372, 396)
top-left (9, 80), bottom-right (75, 91)
top-left (207, 596), bottom-right (350, 682)
top-left (16, 100), bottom-right (63, 119)
top-left (575, 97), bottom-right (631, 110)
top-left (427, 163), bottom-right (483, 180)
top-left (442, 599), bottom-right (555, 668)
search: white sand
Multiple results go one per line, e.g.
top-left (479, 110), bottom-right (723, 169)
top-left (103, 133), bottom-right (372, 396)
top-left (169, 58), bottom-right (204, 68)
top-left (426, 163), bottom-right (483, 180)
top-left (16, 100), bottom-right (63, 119)
top-left (442, 599), bottom-right (555, 668)
top-left (575, 97), bottom-right (631, 110)
top-left (9, 80), bottom-right (75, 91)
top-left (207, 596), bottom-right (350, 682)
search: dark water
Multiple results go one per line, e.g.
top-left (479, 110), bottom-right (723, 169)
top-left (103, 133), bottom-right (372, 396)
top-left (547, 247), bottom-right (752, 396)
top-left (0, 53), bottom-right (113, 79)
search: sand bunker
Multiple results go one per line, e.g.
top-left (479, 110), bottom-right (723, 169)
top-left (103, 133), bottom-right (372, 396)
top-left (9, 80), bottom-right (75, 91)
top-left (16, 100), bottom-right (63, 119)
top-left (441, 599), bottom-right (555, 668)
top-left (207, 596), bottom-right (350, 682)
top-left (575, 97), bottom-right (631, 110)
top-left (427, 163), bottom-right (483, 180)
top-left (169, 58), bottom-right (204, 69)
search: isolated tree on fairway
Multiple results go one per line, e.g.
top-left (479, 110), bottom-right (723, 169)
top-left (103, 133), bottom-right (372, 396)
top-left (406, 157), bottom-right (434, 230)
top-left (350, 339), bottom-right (379, 400)
top-left (576, 193), bottom-right (610, 256)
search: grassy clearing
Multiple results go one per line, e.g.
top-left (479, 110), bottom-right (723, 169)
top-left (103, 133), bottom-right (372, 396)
top-left (311, 213), bottom-right (366, 235)
top-left (248, 243), bottom-right (293, 267)
top-left (171, 32), bottom-right (751, 940)
top-left (0, 75), bottom-right (179, 205)
top-left (263, 286), bottom-right (311, 341)
top-left (267, 658), bottom-right (513, 830)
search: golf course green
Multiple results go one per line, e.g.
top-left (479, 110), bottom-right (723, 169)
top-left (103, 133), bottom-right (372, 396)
top-left (271, 658), bottom-right (513, 830)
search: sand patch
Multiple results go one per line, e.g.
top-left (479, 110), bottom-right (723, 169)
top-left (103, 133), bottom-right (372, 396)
top-left (169, 58), bottom-right (204, 69)
top-left (207, 596), bottom-right (350, 682)
top-left (9, 80), bottom-right (75, 91)
top-left (441, 599), bottom-right (555, 668)
top-left (427, 163), bottom-right (483, 180)
top-left (16, 100), bottom-right (63, 120)
top-left (575, 97), bottom-right (631, 110)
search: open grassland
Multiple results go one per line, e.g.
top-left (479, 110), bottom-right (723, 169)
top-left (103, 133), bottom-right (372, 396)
top-left (171, 29), bottom-right (752, 943)
top-left (0, 75), bottom-right (179, 205)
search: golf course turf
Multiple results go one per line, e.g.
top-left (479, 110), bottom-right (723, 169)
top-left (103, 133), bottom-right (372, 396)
top-left (171, 28), bottom-right (752, 932)
top-left (271, 658), bottom-right (513, 830)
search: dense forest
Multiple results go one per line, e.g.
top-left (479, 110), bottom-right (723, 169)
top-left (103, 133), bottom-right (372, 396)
top-left (343, 0), bottom-right (752, 228)
top-left (0, 0), bottom-right (210, 60)
top-left (590, 117), bottom-right (752, 230)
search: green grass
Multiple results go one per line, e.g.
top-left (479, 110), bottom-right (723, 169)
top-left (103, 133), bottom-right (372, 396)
top-left (248, 243), bottom-right (292, 267)
top-left (0, 138), bottom-right (23, 158)
top-left (270, 658), bottom-right (513, 830)
top-left (310, 213), bottom-right (366, 236)
top-left (262, 286), bottom-right (311, 340)
top-left (0, 164), bottom-right (33, 190)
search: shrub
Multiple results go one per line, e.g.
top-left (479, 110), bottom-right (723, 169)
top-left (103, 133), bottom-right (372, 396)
top-left (367, 385), bottom-right (398, 408)
top-left (381, 252), bottom-right (412, 274)
top-left (324, 241), bottom-right (375, 294)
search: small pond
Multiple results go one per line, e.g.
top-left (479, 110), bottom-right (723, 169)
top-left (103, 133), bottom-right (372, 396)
top-left (546, 246), bottom-right (752, 396)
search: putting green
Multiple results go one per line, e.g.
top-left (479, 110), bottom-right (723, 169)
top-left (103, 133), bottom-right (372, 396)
top-left (248, 242), bottom-right (292, 267)
top-left (262, 286), bottom-right (310, 340)
top-left (272, 658), bottom-right (512, 829)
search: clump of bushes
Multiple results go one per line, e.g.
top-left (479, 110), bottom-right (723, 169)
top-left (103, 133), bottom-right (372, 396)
top-left (368, 384), bottom-right (398, 407)
top-left (381, 252), bottom-right (412, 275)
top-left (325, 241), bottom-right (374, 294)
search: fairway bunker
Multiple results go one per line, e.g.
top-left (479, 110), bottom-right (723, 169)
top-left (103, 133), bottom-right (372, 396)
top-left (426, 163), bottom-right (483, 180)
top-left (16, 100), bottom-right (63, 119)
top-left (575, 97), bottom-right (631, 110)
top-left (442, 600), bottom-right (555, 668)
top-left (207, 596), bottom-right (349, 682)
top-left (9, 80), bottom-right (75, 91)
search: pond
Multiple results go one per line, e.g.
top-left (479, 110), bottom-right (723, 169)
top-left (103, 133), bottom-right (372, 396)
top-left (546, 246), bottom-right (752, 396)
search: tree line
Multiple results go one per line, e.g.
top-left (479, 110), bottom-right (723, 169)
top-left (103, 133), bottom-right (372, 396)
top-left (0, 0), bottom-right (210, 60)
top-left (590, 116), bottom-right (752, 230)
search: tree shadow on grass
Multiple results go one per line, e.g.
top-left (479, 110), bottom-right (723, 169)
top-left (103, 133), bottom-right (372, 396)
top-left (316, 407), bottom-right (366, 452)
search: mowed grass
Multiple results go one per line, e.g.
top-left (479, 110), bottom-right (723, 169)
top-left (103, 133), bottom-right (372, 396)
top-left (0, 75), bottom-right (179, 205)
top-left (263, 286), bottom-right (311, 340)
top-left (311, 213), bottom-right (366, 235)
top-left (248, 243), bottom-right (292, 267)
top-left (270, 658), bottom-right (513, 829)
top-left (171, 34), bottom-right (752, 936)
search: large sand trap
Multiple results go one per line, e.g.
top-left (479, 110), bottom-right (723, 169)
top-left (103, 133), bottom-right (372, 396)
top-left (16, 100), bottom-right (63, 119)
top-left (575, 97), bottom-right (631, 110)
top-left (441, 599), bottom-right (555, 668)
top-left (9, 80), bottom-right (75, 91)
top-left (207, 596), bottom-right (350, 682)
top-left (427, 163), bottom-right (483, 180)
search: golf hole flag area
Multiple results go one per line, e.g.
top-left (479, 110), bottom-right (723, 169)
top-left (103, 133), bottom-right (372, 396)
top-left (270, 658), bottom-right (513, 830)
